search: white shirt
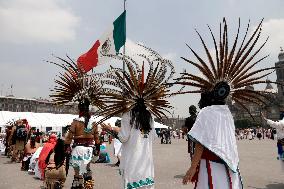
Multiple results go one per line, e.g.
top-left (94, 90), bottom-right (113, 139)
top-left (266, 119), bottom-right (284, 140)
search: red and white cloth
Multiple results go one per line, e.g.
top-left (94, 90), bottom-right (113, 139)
top-left (189, 105), bottom-right (243, 189)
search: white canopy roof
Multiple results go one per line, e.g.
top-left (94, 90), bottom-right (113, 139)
top-left (0, 111), bottom-right (168, 130)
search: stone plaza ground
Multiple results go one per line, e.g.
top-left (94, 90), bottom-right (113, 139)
top-left (0, 139), bottom-right (284, 189)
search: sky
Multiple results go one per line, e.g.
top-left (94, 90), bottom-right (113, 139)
top-left (0, 0), bottom-right (284, 118)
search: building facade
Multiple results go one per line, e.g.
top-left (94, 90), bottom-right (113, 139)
top-left (230, 49), bottom-right (284, 122)
top-left (0, 96), bottom-right (78, 114)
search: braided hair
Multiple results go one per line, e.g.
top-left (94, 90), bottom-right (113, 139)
top-left (78, 98), bottom-right (91, 128)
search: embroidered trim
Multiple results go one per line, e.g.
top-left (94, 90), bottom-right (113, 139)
top-left (126, 177), bottom-right (154, 189)
top-left (71, 154), bottom-right (92, 161)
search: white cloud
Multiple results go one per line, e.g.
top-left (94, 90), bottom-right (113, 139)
top-left (227, 0), bottom-right (236, 7)
top-left (254, 18), bottom-right (284, 57)
top-left (125, 39), bottom-right (177, 62)
top-left (125, 39), bottom-right (148, 56)
top-left (0, 0), bottom-right (79, 44)
top-left (163, 52), bottom-right (177, 61)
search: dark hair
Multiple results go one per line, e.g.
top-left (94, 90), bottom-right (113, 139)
top-left (198, 82), bottom-right (230, 109)
top-left (30, 135), bottom-right (36, 149)
top-left (115, 119), bottom-right (121, 127)
top-left (130, 98), bottom-right (152, 134)
top-left (280, 112), bottom-right (284, 120)
top-left (78, 98), bottom-right (91, 128)
top-left (189, 105), bottom-right (197, 115)
top-left (54, 139), bottom-right (65, 167)
top-left (198, 91), bottom-right (226, 109)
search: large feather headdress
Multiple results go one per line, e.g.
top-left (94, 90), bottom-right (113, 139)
top-left (96, 45), bottom-right (175, 124)
top-left (48, 55), bottom-right (105, 109)
top-left (174, 18), bottom-right (280, 112)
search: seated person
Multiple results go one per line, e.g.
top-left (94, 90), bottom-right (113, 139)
top-left (38, 134), bottom-right (57, 179)
top-left (21, 135), bottom-right (40, 171)
top-left (28, 146), bottom-right (43, 175)
top-left (95, 143), bottom-right (110, 163)
top-left (44, 138), bottom-right (66, 189)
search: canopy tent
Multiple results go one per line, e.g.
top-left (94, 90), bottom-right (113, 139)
top-left (0, 111), bottom-right (169, 132)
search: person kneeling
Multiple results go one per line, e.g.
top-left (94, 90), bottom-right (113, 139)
top-left (44, 139), bottom-right (66, 189)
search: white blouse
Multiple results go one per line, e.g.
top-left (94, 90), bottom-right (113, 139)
top-left (266, 119), bottom-right (284, 140)
top-left (118, 111), bottom-right (156, 189)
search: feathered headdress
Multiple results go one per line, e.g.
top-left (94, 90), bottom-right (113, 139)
top-left (96, 45), bottom-right (175, 124)
top-left (48, 55), bottom-right (105, 109)
top-left (174, 18), bottom-right (280, 113)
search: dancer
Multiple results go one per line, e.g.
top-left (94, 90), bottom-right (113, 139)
top-left (48, 56), bottom-right (105, 189)
top-left (262, 112), bottom-right (284, 169)
top-left (64, 99), bottom-right (101, 189)
top-left (102, 100), bottom-right (156, 189)
top-left (99, 45), bottom-right (175, 189)
top-left (173, 18), bottom-right (278, 188)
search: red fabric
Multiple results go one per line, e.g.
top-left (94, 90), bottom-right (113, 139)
top-left (225, 166), bottom-right (233, 189)
top-left (77, 40), bottom-right (100, 73)
top-left (206, 159), bottom-right (214, 189)
top-left (38, 134), bottom-right (57, 179)
top-left (201, 149), bottom-right (220, 162)
top-left (192, 149), bottom-right (221, 186)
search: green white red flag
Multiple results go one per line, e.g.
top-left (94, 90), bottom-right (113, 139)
top-left (77, 11), bottom-right (126, 73)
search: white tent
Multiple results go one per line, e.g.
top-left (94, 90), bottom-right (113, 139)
top-left (0, 111), bottom-right (169, 133)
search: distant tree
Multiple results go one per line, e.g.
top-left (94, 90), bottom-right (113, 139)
top-left (235, 119), bottom-right (258, 129)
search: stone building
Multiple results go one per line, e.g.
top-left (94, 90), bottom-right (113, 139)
top-left (0, 96), bottom-right (78, 114)
top-left (230, 49), bottom-right (284, 122)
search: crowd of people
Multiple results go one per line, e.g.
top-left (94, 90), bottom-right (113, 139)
top-left (0, 117), bottom-right (117, 189)
top-left (0, 119), bottom-right (66, 187)
top-left (0, 110), bottom-right (282, 189)
top-left (235, 128), bottom-right (277, 140)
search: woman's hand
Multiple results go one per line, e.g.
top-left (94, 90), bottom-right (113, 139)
top-left (182, 167), bottom-right (196, 185)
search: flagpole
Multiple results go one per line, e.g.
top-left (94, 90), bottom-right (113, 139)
top-left (123, 0), bottom-right (126, 73)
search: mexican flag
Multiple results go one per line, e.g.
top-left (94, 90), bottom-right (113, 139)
top-left (77, 11), bottom-right (126, 73)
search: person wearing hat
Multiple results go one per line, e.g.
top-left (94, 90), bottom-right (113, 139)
top-left (100, 46), bottom-right (175, 189)
top-left (64, 99), bottom-right (101, 189)
top-left (174, 19), bottom-right (276, 188)
top-left (48, 55), bottom-right (106, 189)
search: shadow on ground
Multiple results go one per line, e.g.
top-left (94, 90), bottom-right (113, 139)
top-left (249, 183), bottom-right (284, 189)
top-left (174, 174), bottom-right (185, 179)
